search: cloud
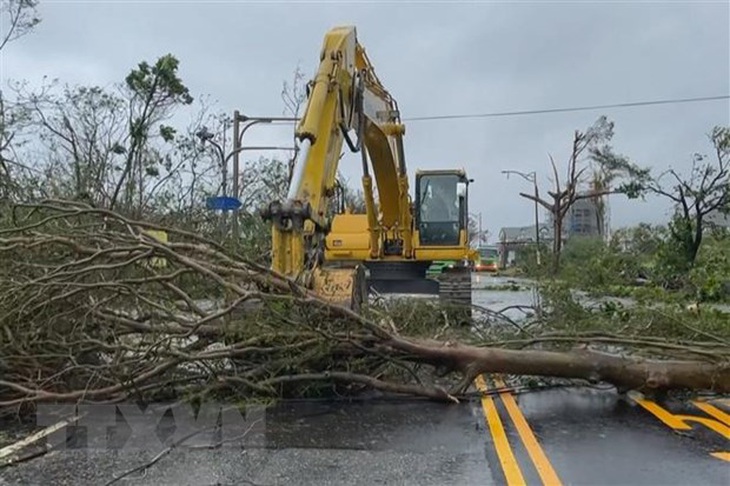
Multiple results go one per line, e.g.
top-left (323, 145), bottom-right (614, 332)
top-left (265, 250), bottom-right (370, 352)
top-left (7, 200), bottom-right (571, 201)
top-left (1, 0), bottom-right (728, 238)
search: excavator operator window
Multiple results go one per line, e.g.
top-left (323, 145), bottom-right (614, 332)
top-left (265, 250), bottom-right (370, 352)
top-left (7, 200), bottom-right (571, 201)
top-left (417, 173), bottom-right (462, 246)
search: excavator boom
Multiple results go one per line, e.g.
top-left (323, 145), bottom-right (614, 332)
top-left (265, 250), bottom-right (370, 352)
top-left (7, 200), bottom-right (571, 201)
top-left (261, 25), bottom-right (474, 310)
top-left (262, 26), bottom-right (411, 278)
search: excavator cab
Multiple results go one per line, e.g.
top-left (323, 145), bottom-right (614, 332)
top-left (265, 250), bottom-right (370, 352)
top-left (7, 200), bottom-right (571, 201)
top-left (415, 169), bottom-right (471, 248)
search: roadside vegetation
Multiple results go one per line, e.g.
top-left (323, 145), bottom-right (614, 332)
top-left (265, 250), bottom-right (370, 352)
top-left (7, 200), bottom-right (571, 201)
top-left (500, 221), bottom-right (730, 344)
top-left (515, 223), bottom-right (730, 305)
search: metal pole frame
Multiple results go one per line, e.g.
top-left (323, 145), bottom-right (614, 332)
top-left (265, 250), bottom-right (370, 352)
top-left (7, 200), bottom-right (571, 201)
top-left (230, 111), bottom-right (299, 246)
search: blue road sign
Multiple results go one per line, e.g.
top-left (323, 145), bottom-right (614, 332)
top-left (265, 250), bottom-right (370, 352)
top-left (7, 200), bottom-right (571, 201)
top-left (206, 196), bottom-right (242, 211)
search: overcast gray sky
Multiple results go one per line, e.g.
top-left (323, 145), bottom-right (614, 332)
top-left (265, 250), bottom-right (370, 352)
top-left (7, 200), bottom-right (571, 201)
top-left (2, 0), bottom-right (729, 241)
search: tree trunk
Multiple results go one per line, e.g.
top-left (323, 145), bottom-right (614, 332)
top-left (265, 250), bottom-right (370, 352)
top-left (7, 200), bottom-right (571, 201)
top-left (689, 214), bottom-right (703, 265)
top-left (553, 216), bottom-right (563, 273)
top-left (385, 337), bottom-right (730, 395)
top-left (1, 199), bottom-right (726, 412)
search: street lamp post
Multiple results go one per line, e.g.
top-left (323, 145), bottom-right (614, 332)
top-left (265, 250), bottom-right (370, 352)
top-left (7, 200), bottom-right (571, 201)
top-left (231, 111), bottom-right (299, 244)
top-left (501, 170), bottom-right (541, 266)
top-left (197, 110), bottom-right (298, 245)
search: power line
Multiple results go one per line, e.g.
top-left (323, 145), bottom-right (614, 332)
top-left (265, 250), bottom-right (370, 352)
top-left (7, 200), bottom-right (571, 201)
top-left (402, 94), bottom-right (730, 121)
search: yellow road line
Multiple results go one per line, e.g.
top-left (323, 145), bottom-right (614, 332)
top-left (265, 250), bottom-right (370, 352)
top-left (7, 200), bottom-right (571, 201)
top-left (474, 375), bottom-right (526, 485)
top-left (709, 452), bottom-right (730, 462)
top-left (493, 376), bottom-right (563, 486)
top-left (633, 398), bottom-right (692, 430)
top-left (693, 401), bottom-right (730, 426)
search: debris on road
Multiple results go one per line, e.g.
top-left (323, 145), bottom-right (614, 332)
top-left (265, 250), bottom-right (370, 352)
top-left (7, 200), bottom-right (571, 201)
top-left (0, 200), bottom-right (727, 421)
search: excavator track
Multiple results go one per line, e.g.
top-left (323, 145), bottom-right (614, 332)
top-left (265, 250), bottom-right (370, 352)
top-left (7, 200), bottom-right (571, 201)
top-left (438, 266), bottom-right (472, 307)
top-left (437, 266), bottom-right (472, 326)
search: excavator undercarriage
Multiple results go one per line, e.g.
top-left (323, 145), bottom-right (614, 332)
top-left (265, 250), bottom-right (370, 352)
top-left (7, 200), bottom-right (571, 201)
top-left (310, 261), bottom-right (472, 312)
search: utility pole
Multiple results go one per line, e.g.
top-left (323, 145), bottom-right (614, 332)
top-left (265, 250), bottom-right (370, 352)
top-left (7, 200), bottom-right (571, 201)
top-left (232, 111), bottom-right (241, 244)
top-left (501, 170), bottom-right (541, 266)
top-left (532, 179), bottom-right (541, 266)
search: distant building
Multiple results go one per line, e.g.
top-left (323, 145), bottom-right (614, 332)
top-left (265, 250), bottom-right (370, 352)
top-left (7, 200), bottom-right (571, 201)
top-left (546, 192), bottom-right (607, 240)
top-left (568, 197), bottom-right (604, 237)
top-left (497, 223), bottom-right (552, 268)
top-left (496, 187), bottom-right (612, 267)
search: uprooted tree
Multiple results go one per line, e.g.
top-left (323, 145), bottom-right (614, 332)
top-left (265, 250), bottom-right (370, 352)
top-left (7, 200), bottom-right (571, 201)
top-left (0, 24), bottom-right (727, 420)
top-left (0, 200), bottom-right (727, 419)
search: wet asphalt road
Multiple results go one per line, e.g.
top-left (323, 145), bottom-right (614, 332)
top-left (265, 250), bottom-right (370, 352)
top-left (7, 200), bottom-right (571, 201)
top-left (498, 387), bottom-right (729, 485)
top-left (2, 388), bottom-right (727, 485)
top-left (0, 398), bottom-right (492, 486)
top-left (1, 275), bottom-right (728, 485)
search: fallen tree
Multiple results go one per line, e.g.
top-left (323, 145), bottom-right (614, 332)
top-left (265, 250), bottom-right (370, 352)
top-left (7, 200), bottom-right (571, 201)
top-left (0, 200), bottom-right (727, 418)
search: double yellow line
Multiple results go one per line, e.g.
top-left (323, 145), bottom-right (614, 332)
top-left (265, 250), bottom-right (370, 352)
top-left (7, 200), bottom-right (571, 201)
top-left (475, 374), bottom-right (563, 486)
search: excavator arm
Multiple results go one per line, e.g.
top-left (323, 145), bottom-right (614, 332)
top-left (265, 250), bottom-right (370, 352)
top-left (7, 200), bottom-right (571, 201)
top-left (262, 26), bottom-right (411, 279)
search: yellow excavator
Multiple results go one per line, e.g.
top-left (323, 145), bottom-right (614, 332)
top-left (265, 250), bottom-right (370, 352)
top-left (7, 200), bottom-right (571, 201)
top-left (261, 25), bottom-right (476, 310)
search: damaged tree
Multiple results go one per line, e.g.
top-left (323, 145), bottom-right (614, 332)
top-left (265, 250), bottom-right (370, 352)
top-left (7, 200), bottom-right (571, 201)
top-left (0, 200), bottom-right (727, 418)
top-left (519, 116), bottom-right (640, 273)
top-left (604, 126), bottom-right (729, 269)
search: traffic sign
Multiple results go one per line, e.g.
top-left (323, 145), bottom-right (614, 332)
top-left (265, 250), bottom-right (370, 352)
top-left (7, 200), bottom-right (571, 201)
top-left (206, 196), bottom-right (242, 211)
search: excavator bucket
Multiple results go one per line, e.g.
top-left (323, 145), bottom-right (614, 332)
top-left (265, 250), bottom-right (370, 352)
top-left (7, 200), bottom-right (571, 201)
top-left (310, 265), bottom-right (368, 312)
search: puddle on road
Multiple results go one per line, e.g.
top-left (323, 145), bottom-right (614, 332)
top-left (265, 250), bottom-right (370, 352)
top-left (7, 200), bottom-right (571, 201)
top-left (471, 274), bottom-right (538, 322)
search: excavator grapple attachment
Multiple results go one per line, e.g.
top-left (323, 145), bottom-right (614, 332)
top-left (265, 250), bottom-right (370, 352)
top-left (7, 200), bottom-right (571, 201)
top-left (310, 265), bottom-right (368, 312)
top-left (311, 268), bottom-right (354, 307)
